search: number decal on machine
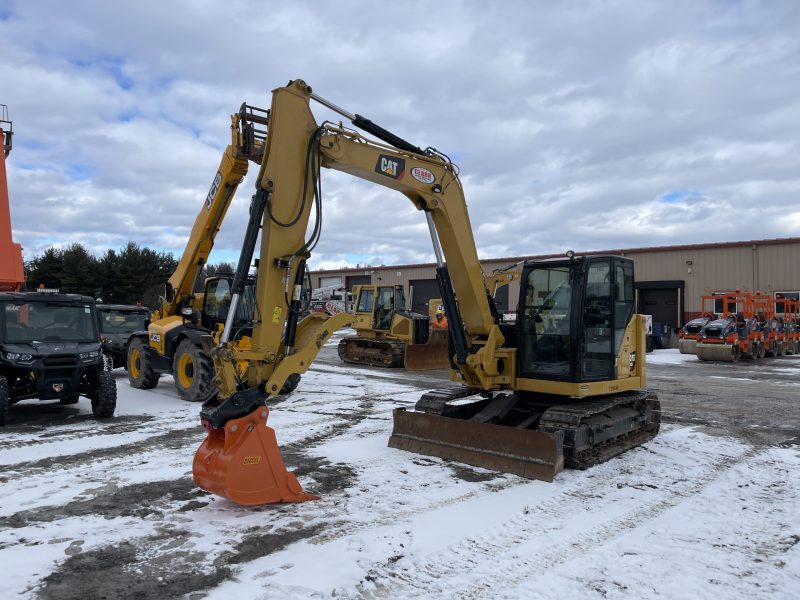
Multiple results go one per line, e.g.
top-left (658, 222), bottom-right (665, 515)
top-left (272, 306), bottom-right (282, 323)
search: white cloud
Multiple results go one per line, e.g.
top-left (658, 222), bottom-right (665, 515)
top-left (1, 0), bottom-right (799, 268)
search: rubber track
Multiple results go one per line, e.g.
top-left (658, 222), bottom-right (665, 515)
top-left (538, 391), bottom-right (661, 469)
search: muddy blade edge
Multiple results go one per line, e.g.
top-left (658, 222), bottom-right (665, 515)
top-left (388, 408), bottom-right (564, 482)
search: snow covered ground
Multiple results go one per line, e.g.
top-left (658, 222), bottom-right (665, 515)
top-left (0, 343), bottom-right (798, 599)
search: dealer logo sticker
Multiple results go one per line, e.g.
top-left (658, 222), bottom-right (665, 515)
top-left (410, 166), bottom-right (435, 184)
top-left (375, 155), bottom-right (405, 180)
top-left (52, 383), bottom-right (63, 392)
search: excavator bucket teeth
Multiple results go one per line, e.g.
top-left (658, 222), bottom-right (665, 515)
top-left (193, 407), bottom-right (318, 506)
top-left (404, 329), bottom-right (451, 371)
top-left (388, 408), bottom-right (564, 481)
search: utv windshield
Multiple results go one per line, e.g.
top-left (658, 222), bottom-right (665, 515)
top-left (98, 310), bottom-right (148, 333)
top-left (2, 301), bottom-right (97, 343)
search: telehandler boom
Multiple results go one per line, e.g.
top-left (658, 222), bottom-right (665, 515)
top-left (127, 105), bottom-right (300, 401)
top-left (192, 80), bottom-right (660, 505)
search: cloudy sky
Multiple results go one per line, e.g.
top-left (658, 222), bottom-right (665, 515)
top-left (2, 1), bottom-right (799, 270)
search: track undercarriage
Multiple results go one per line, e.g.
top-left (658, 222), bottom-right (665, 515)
top-left (337, 336), bottom-right (407, 367)
top-left (337, 331), bottom-right (451, 370)
top-left (389, 387), bottom-right (661, 480)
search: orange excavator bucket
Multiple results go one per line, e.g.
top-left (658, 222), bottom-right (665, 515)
top-left (192, 405), bottom-right (318, 506)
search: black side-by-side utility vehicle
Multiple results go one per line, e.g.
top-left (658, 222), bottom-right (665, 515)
top-left (0, 291), bottom-right (116, 425)
top-left (95, 303), bottom-right (150, 370)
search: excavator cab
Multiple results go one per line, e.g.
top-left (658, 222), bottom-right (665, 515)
top-left (516, 256), bottom-right (634, 383)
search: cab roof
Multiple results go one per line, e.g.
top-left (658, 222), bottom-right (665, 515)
top-left (0, 291), bottom-right (95, 304)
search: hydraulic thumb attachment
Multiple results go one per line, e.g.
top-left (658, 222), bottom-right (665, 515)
top-left (193, 389), bottom-right (319, 505)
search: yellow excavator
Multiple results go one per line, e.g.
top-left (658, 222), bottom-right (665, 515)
top-left (337, 283), bottom-right (450, 370)
top-left (190, 80), bottom-right (660, 505)
top-left (126, 104), bottom-right (299, 401)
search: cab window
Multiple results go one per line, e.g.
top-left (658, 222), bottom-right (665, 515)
top-left (357, 289), bottom-right (374, 313)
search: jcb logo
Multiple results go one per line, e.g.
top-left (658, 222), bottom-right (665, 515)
top-left (150, 333), bottom-right (161, 343)
top-left (205, 171), bottom-right (222, 210)
top-left (375, 155), bottom-right (405, 180)
top-left (242, 456), bottom-right (261, 465)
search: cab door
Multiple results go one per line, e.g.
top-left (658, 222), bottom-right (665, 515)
top-left (353, 286), bottom-right (376, 331)
top-left (373, 286), bottom-right (396, 331)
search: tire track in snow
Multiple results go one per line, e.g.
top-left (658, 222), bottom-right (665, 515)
top-left (353, 438), bottom-right (759, 599)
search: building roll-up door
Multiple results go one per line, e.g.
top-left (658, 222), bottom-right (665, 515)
top-left (409, 278), bottom-right (440, 314)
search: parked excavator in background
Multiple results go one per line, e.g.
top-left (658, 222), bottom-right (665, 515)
top-left (126, 104), bottom-right (299, 401)
top-left (190, 80), bottom-right (660, 506)
top-left (0, 106), bottom-right (25, 293)
top-left (337, 284), bottom-right (449, 369)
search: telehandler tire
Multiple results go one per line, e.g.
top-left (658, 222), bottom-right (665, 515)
top-left (173, 339), bottom-right (214, 402)
top-left (128, 338), bottom-right (160, 389)
top-left (91, 370), bottom-right (117, 418)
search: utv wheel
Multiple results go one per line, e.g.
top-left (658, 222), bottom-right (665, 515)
top-left (173, 339), bottom-right (214, 402)
top-left (59, 393), bottom-right (80, 405)
top-left (0, 376), bottom-right (9, 426)
top-left (279, 373), bottom-right (301, 395)
top-left (92, 370), bottom-right (117, 418)
top-left (128, 338), bottom-right (159, 389)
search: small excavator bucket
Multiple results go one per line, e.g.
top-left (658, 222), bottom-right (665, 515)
top-left (404, 329), bottom-right (451, 371)
top-left (193, 406), bottom-right (319, 506)
top-left (388, 408), bottom-right (564, 481)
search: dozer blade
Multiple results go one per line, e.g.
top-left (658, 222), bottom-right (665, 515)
top-left (388, 408), bottom-right (564, 481)
top-left (193, 406), bottom-right (318, 506)
top-left (695, 342), bottom-right (738, 362)
top-left (404, 329), bottom-right (451, 371)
